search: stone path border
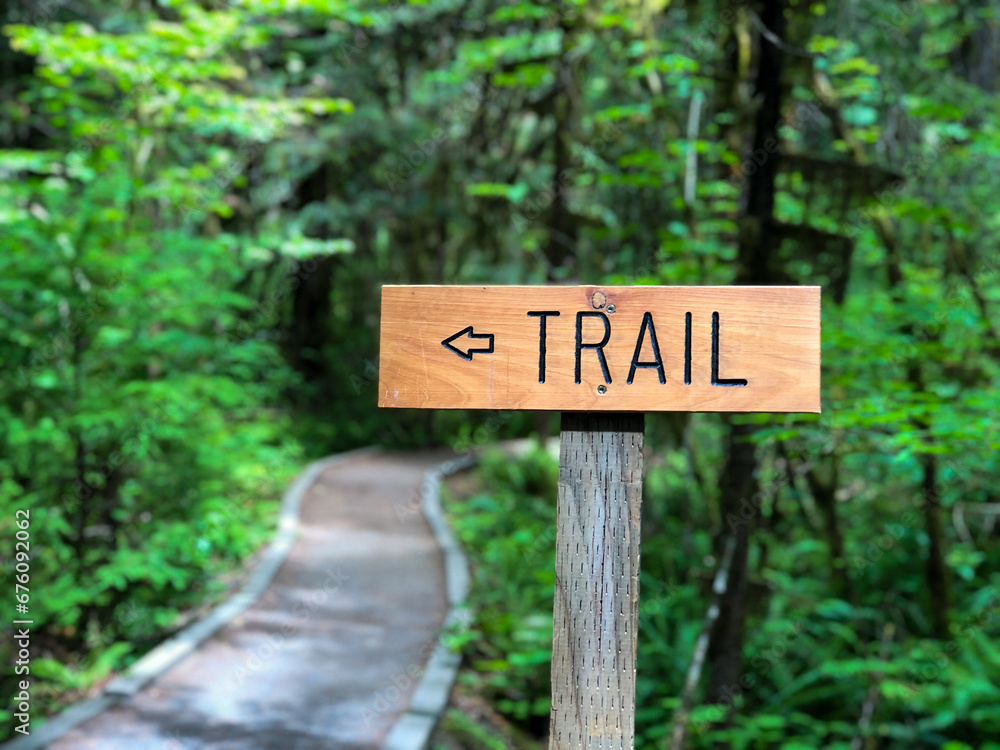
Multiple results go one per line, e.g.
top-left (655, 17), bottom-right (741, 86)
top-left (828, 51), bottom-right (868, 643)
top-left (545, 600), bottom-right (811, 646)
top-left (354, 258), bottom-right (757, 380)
top-left (381, 454), bottom-right (477, 750)
top-left (381, 439), bottom-right (557, 750)
top-left (2, 446), bottom-right (379, 750)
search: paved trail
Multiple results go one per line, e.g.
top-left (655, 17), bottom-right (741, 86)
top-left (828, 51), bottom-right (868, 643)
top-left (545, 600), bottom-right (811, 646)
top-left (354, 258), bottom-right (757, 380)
top-left (52, 451), bottom-right (452, 750)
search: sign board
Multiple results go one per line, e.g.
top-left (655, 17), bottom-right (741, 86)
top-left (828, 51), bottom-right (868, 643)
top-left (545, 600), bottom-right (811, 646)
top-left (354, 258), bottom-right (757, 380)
top-left (379, 285), bottom-right (820, 413)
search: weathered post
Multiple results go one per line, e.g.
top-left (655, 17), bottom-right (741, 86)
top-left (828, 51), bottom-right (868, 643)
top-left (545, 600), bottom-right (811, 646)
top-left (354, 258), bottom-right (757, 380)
top-left (550, 413), bottom-right (644, 749)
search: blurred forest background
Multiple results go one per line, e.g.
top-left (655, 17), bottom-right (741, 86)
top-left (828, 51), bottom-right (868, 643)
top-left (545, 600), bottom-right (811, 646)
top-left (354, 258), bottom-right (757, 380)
top-left (1, 0), bottom-right (999, 747)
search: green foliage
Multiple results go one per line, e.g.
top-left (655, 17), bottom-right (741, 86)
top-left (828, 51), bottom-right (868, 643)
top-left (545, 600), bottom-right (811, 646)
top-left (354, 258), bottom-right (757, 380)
top-left (2, 0), bottom-right (1000, 746)
top-left (444, 445), bottom-right (558, 726)
top-left (456, 444), bottom-right (1000, 749)
top-left (0, 0), bottom-right (349, 734)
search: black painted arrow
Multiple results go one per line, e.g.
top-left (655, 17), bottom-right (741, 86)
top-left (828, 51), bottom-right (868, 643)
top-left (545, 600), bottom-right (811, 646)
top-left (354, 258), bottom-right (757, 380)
top-left (442, 326), bottom-right (495, 361)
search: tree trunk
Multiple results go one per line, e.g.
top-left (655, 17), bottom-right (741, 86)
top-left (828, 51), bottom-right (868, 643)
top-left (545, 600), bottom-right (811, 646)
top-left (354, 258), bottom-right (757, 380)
top-left (705, 420), bottom-right (756, 716)
top-left (736, 0), bottom-right (786, 284)
top-left (887, 219), bottom-right (951, 638)
top-left (543, 17), bottom-right (579, 280)
top-left (285, 255), bottom-right (335, 384)
top-left (285, 162), bottom-right (336, 384)
top-left (921, 451), bottom-right (950, 639)
top-left (805, 463), bottom-right (855, 603)
top-left (705, 0), bottom-right (788, 722)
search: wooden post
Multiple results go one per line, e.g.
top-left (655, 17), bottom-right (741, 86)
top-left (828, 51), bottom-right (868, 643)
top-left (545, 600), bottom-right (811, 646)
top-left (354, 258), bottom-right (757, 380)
top-left (550, 412), bottom-right (644, 750)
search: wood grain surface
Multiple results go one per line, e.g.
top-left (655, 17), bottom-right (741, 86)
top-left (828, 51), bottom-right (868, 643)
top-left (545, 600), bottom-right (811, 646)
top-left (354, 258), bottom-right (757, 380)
top-left (550, 413), bottom-right (644, 750)
top-left (379, 285), bottom-right (820, 412)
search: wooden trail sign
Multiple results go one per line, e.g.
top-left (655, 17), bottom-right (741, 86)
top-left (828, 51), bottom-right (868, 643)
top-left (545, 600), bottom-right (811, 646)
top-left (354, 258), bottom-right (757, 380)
top-left (377, 284), bottom-right (821, 749)
top-left (379, 285), bottom-right (820, 413)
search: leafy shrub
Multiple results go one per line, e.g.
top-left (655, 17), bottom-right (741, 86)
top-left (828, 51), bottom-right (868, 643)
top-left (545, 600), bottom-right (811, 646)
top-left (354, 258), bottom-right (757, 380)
top-left (444, 444), bottom-right (558, 730)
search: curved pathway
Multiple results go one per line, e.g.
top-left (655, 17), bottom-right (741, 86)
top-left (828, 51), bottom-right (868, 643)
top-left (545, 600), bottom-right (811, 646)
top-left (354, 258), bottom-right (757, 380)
top-left (48, 450), bottom-right (455, 750)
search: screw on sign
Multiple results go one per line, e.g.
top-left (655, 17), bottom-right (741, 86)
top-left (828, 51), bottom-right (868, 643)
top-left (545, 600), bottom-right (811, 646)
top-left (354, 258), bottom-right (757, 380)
top-left (379, 285), bottom-right (820, 749)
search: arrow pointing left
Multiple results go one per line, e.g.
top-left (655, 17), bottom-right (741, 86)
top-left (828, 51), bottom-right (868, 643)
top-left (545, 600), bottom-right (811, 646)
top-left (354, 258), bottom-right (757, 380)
top-left (442, 326), bottom-right (495, 361)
